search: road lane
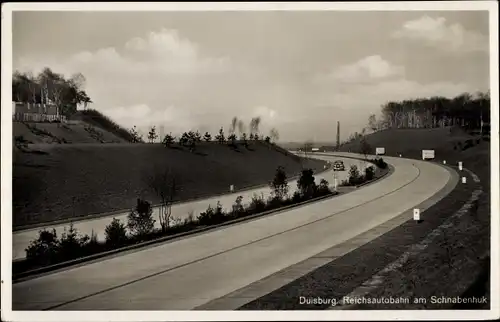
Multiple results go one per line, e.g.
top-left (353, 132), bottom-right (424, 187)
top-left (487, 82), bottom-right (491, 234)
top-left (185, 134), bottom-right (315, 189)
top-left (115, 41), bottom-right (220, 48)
top-left (13, 154), bottom-right (451, 310)
top-left (13, 157), bottom-right (367, 260)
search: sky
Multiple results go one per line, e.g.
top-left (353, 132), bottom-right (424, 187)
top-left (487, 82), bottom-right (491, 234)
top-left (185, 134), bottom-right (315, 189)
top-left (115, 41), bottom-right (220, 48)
top-left (12, 10), bottom-right (490, 142)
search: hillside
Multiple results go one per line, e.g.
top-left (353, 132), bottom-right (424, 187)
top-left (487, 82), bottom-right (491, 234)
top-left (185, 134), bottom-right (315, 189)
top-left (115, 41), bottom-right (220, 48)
top-left (330, 127), bottom-right (476, 159)
top-left (13, 141), bottom-right (327, 229)
top-left (13, 121), bottom-right (128, 144)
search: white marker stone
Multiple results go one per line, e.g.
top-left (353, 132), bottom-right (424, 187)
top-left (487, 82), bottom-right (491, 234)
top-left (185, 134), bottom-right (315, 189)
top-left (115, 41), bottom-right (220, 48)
top-left (462, 177), bottom-right (467, 184)
top-left (443, 160), bottom-right (446, 164)
top-left (399, 154), bottom-right (402, 157)
top-left (230, 184), bottom-right (234, 192)
top-left (458, 161), bottom-right (463, 171)
top-left (413, 208), bottom-right (421, 221)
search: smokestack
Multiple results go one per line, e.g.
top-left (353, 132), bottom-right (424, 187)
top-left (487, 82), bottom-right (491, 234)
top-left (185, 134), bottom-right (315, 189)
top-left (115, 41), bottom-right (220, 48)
top-left (336, 121), bottom-right (340, 150)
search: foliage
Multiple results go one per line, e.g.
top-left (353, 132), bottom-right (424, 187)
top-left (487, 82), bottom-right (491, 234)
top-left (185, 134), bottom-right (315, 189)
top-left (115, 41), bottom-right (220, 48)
top-left (297, 168), bottom-right (317, 198)
top-left (105, 218), bottom-right (128, 248)
top-left (231, 195), bottom-right (245, 217)
top-left (348, 165), bottom-right (363, 186)
top-left (364, 166), bottom-right (375, 181)
top-left (129, 125), bottom-right (143, 143)
top-left (270, 128), bottom-right (280, 143)
top-left (203, 132), bottom-right (212, 142)
top-left (148, 126), bottom-right (158, 143)
top-left (318, 178), bottom-right (331, 194)
top-left (264, 136), bottom-right (271, 143)
top-left (25, 229), bottom-right (60, 264)
top-left (197, 201), bottom-right (226, 225)
top-left (12, 68), bottom-right (92, 114)
top-left (162, 133), bottom-right (176, 146)
top-left (127, 198), bottom-right (156, 239)
top-left (149, 169), bottom-right (179, 233)
top-left (270, 166), bottom-right (289, 201)
top-left (371, 157), bottom-right (388, 169)
top-left (215, 127), bottom-right (226, 144)
top-left (374, 91), bottom-right (490, 131)
top-left (58, 223), bottom-right (90, 260)
top-left (248, 193), bottom-right (267, 213)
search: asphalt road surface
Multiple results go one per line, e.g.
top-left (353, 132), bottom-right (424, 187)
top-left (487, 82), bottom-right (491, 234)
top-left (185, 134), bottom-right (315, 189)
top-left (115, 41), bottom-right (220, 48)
top-left (12, 153), bottom-right (452, 310)
top-left (13, 157), bottom-right (367, 260)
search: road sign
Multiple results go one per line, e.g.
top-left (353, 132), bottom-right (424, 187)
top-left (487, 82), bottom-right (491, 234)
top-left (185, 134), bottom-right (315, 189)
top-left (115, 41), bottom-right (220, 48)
top-left (422, 150), bottom-right (435, 160)
top-left (376, 147), bottom-right (385, 155)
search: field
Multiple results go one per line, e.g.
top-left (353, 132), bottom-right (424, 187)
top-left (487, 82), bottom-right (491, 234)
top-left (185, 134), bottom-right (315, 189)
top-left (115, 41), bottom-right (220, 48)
top-left (13, 140), bottom-right (327, 229)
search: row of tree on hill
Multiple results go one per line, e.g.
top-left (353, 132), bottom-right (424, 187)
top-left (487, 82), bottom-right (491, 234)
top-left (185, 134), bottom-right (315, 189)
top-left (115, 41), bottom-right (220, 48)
top-left (12, 68), bottom-right (93, 117)
top-left (132, 116), bottom-right (281, 147)
top-left (365, 91), bottom-right (490, 134)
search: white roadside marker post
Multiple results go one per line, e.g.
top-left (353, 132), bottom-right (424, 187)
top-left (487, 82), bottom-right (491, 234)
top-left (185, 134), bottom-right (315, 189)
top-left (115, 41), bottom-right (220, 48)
top-left (443, 160), bottom-right (447, 165)
top-left (462, 177), bottom-right (467, 184)
top-left (230, 184), bottom-right (234, 192)
top-left (413, 208), bottom-right (422, 223)
top-left (458, 161), bottom-right (463, 171)
top-left (399, 154), bottom-right (402, 157)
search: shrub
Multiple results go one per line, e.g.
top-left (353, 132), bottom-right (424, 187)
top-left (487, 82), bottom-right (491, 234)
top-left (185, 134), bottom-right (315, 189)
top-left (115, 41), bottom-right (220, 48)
top-left (348, 165), bottom-right (363, 186)
top-left (127, 199), bottom-right (156, 239)
top-left (248, 193), bottom-right (267, 213)
top-left (371, 157), bottom-right (387, 169)
top-left (318, 178), bottom-right (331, 194)
top-left (105, 218), bottom-right (128, 248)
top-left (270, 166), bottom-right (289, 201)
top-left (25, 229), bottom-right (60, 265)
top-left (291, 190), bottom-right (303, 203)
top-left (231, 195), bottom-right (245, 217)
top-left (58, 223), bottom-right (91, 260)
top-left (298, 168), bottom-right (317, 198)
top-left (364, 166), bottom-right (375, 181)
top-left (162, 133), bottom-right (175, 147)
top-left (197, 201), bottom-right (226, 225)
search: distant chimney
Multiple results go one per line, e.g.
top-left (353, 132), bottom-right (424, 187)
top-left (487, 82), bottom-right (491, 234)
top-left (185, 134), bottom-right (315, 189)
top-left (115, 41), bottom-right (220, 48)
top-left (336, 121), bottom-right (340, 150)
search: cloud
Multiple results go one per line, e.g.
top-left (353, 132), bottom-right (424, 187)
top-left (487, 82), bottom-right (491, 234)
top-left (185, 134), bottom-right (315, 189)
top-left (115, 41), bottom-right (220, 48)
top-left (392, 15), bottom-right (488, 53)
top-left (315, 55), bottom-right (405, 85)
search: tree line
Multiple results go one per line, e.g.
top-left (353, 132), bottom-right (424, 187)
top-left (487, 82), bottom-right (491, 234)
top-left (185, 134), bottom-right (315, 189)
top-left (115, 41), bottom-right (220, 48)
top-left (366, 91), bottom-right (490, 133)
top-left (139, 115), bottom-right (281, 148)
top-left (12, 68), bottom-right (93, 117)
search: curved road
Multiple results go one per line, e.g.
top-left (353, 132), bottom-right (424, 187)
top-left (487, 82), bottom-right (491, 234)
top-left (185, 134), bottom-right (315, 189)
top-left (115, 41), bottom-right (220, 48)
top-left (12, 153), bottom-right (452, 310)
top-left (13, 157), bottom-right (368, 260)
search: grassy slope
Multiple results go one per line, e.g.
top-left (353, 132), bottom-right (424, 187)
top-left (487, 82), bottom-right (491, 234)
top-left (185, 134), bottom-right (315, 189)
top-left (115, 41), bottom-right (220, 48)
top-left (13, 141), bottom-right (326, 228)
top-left (13, 121), bottom-right (127, 144)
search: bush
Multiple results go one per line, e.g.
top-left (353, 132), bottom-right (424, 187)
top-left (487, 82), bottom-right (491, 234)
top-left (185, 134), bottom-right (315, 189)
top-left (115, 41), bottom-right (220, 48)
top-left (270, 166), bottom-right (289, 201)
top-left (317, 178), bottom-right (331, 195)
top-left (364, 166), bottom-right (375, 181)
top-left (105, 218), bottom-right (128, 248)
top-left (371, 157), bottom-right (387, 169)
top-left (348, 165), bottom-right (363, 185)
top-left (127, 199), bottom-right (156, 239)
top-left (58, 223), bottom-right (91, 260)
top-left (291, 190), bottom-right (303, 203)
top-left (297, 168), bottom-right (317, 198)
top-left (197, 201), bottom-right (226, 225)
top-left (231, 195), bottom-right (245, 218)
top-left (248, 193), bottom-right (267, 213)
top-left (25, 229), bottom-right (60, 265)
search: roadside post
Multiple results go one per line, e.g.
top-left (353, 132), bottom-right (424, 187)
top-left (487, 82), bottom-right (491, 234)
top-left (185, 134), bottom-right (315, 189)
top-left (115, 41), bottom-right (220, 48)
top-left (413, 208), bottom-right (422, 223)
top-left (458, 161), bottom-right (463, 171)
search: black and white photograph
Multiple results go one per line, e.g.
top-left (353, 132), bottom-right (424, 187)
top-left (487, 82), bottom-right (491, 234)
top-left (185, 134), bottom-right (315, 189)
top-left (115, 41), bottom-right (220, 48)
top-left (1, 2), bottom-right (498, 321)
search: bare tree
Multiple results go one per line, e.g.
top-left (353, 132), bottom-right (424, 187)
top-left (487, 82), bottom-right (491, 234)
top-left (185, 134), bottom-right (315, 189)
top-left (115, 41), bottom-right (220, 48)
top-left (230, 117), bottom-right (238, 135)
top-left (249, 117), bottom-right (261, 139)
top-left (149, 168), bottom-right (179, 233)
top-left (368, 114), bottom-right (378, 132)
top-left (237, 120), bottom-right (246, 138)
top-left (270, 128), bottom-right (280, 143)
top-left (303, 140), bottom-right (313, 159)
